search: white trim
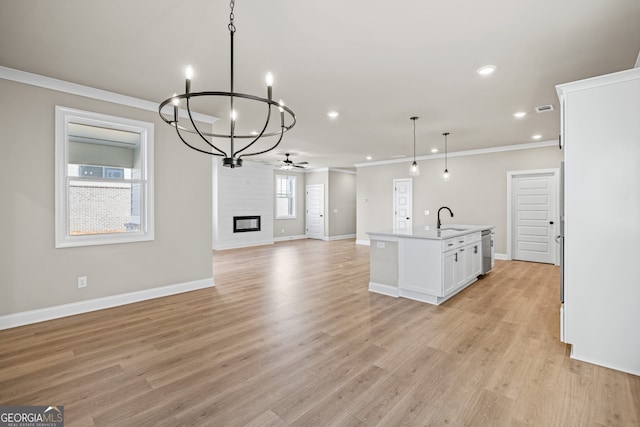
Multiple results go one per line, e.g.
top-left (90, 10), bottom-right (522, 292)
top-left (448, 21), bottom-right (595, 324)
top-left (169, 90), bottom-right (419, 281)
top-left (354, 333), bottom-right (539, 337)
top-left (0, 66), bottom-right (216, 124)
top-left (635, 50), bottom-right (640, 68)
top-left (356, 239), bottom-right (370, 246)
top-left (369, 282), bottom-right (399, 297)
top-left (274, 235), bottom-right (307, 242)
top-left (557, 67), bottom-right (640, 98)
top-left (506, 168), bottom-right (560, 263)
top-left (495, 253), bottom-right (508, 261)
top-left (213, 240), bottom-right (274, 250)
top-left (355, 140), bottom-right (558, 168)
top-left (570, 347), bottom-right (640, 377)
top-left (55, 106), bottom-right (156, 248)
top-left (0, 278), bottom-right (214, 330)
top-left (326, 234), bottom-right (356, 241)
top-left (305, 167), bottom-right (357, 175)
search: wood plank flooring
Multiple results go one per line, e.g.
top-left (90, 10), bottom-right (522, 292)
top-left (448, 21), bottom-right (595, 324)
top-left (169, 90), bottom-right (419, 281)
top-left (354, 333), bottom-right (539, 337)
top-left (1, 239), bottom-right (639, 426)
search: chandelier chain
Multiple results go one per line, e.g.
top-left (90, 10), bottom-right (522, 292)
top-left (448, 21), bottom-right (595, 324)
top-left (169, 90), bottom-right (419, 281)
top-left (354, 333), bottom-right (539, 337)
top-left (228, 0), bottom-right (236, 33)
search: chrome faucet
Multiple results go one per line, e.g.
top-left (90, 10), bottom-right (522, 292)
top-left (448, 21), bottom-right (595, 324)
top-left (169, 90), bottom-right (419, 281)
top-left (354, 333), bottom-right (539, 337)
top-left (437, 206), bottom-right (454, 229)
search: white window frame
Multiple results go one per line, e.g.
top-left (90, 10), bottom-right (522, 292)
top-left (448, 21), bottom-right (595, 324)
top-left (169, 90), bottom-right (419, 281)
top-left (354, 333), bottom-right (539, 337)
top-left (55, 106), bottom-right (155, 248)
top-left (275, 174), bottom-right (296, 219)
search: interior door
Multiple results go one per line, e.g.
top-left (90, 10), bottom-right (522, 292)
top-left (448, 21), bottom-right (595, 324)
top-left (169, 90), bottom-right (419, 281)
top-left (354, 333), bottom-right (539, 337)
top-left (305, 184), bottom-right (325, 240)
top-left (393, 179), bottom-right (413, 231)
top-left (512, 172), bottom-right (557, 264)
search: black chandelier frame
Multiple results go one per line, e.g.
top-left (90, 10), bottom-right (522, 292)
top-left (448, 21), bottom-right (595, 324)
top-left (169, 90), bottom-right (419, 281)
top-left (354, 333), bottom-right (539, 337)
top-left (158, 0), bottom-right (296, 168)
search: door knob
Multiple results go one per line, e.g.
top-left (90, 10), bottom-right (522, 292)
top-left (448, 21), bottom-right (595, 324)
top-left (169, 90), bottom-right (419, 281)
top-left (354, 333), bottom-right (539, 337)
top-left (549, 221), bottom-right (554, 225)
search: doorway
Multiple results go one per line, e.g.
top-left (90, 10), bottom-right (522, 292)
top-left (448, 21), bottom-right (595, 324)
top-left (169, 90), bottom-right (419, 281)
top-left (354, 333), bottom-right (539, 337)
top-left (393, 178), bottom-right (413, 231)
top-left (306, 184), bottom-right (325, 240)
top-left (507, 169), bottom-right (559, 264)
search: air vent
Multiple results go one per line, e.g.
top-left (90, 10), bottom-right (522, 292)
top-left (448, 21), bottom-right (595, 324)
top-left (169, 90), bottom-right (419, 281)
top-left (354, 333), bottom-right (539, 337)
top-left (535, 104), bottom-right (554, 113)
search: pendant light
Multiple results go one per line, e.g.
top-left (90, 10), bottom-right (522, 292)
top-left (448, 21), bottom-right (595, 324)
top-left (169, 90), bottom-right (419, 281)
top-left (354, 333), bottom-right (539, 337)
top-left (409, 116), bottom-right (420, 176)
top-left (442, 132), bottom-right (450, 181)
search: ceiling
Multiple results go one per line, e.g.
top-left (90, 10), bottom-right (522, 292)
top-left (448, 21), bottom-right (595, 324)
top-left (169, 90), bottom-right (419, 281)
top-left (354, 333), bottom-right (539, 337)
top-left (1, 0), bottom-right (639, 169)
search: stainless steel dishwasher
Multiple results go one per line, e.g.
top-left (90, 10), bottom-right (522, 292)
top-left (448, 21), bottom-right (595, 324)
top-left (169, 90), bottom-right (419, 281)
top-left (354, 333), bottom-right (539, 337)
top-left (481, 229), bottom-right (494, 274)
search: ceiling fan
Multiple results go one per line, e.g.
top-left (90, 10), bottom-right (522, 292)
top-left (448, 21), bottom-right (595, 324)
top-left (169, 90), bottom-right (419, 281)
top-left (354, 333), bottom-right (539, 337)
top-left (279, 153), bottom-right (308, 170)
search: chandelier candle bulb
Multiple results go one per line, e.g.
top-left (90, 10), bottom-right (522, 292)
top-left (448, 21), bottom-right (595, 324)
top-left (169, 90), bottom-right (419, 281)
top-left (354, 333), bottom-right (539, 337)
top-left (266, 72), bottom-right (274, 87)
top-left (171, 94), bottom-right (179, 122)
top-left (185, 65), bottom-right (193, 93)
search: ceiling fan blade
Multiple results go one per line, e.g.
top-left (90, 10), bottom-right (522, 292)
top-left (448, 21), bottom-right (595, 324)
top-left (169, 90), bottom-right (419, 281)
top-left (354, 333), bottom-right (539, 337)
top-left (294, 164), bottom-right (307, 168)
top-left (296, 161), bottom-right (309, 165)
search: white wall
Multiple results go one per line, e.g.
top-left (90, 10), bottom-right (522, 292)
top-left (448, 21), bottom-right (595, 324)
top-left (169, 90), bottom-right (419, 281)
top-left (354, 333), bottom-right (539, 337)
top-left (212, 159), bottom-right (274, 250)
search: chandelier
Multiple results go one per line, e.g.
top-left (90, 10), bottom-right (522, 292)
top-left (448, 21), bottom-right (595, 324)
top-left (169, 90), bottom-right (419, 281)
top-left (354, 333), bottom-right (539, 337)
top-left (158, 0), bottom-right (296, 168)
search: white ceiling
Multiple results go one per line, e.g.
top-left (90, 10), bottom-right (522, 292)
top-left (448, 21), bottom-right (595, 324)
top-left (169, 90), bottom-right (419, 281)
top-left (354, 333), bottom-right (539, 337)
top-left (1, 0), bottom-right (639, 169)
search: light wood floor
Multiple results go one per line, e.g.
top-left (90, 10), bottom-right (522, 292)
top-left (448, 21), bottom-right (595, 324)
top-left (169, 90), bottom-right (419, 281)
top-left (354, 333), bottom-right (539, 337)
top-left (1, 239), bottom-right (639, 426)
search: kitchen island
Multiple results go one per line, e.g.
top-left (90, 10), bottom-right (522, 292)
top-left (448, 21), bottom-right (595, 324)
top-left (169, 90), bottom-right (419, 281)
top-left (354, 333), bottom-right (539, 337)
top-left (368, 225), bottom-right (494, 305)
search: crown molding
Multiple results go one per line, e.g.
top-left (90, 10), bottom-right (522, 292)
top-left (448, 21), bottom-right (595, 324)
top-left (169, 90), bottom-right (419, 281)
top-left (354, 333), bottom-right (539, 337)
top-left (354, 140), bottom-right (558, 168)
top-left (0, 66), bottom-right (217, 124)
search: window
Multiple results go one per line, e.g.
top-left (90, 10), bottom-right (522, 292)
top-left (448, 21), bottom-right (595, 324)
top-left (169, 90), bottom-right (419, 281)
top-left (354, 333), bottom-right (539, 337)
top-left (275, 175), bottom-right (296, 219)
top-left (55, 106), bottom-right (154, 248)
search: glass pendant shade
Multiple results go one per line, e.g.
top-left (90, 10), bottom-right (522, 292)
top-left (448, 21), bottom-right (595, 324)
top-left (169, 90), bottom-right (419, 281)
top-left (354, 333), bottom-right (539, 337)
top-left (410, 161), bottom-right (420, 176)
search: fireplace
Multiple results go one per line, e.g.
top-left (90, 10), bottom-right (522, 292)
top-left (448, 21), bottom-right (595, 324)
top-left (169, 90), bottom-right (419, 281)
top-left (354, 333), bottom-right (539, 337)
top-left (233, 216), bottom-right (261, 233)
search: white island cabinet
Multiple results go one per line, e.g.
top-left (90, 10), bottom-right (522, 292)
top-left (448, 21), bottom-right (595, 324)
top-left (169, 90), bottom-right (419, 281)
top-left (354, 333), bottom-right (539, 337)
top-left (368, 225), bottom-right (491, 305)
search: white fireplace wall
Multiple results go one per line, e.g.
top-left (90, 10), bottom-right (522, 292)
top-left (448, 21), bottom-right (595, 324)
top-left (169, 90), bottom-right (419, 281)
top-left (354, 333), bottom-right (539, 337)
top-left (212, 159), bottom-right (274, 250)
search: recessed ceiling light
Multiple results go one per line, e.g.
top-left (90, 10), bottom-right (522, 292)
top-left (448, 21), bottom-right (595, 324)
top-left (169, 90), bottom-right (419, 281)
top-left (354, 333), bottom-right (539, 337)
top-left (513, 111), bottom-right (527, 118)
top-left (365, 155), bottom-right (372, 160)
top-left (250, 130), bottom-right (258, 135)
top-left (327, 111), bottom-right (339, 118)
top-left (477, 65), bottom-right (496, 75)
top-left (431, 148), bottom-right (439, 153)
top-left (532, 134), bottom-right (542, 140)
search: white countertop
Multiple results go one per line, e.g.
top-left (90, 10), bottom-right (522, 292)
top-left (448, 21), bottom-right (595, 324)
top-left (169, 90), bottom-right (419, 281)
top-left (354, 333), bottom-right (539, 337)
top-left (368, 224), bottom-right (494, 240)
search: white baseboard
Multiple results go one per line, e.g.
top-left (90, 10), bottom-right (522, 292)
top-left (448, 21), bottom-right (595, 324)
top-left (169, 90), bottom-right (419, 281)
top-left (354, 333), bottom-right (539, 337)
top-left (274, 235), bottom-right (307, 242)
top-left (356, 239), bottom-right (370, 246)
top-left (495, 253), bottom-right (508, 260)
top-left (368, 282), bottom-right (399, 297)
top-left (570, 346), bottom-right (640, 377)
top-left (0, 277), bottom-right (214, 330)
top-left (213, 240), bottom-right (274, 250)
top-left (326, 234), bottom-right (356, 241)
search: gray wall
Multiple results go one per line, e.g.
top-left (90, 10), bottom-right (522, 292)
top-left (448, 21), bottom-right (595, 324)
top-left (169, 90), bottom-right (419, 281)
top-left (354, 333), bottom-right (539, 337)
top-left (273, 169), bottom-right (306, 238)
top-left (328, 171), bottom-right (357, 237)
top-left (0, 79), bottom-right (213, 316)
top-left (356, 145), bottom-right (563, 253)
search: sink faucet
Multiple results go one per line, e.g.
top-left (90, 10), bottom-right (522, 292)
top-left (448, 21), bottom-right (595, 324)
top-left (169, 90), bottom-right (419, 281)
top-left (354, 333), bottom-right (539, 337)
top-left (437, 206), bottom-right (454, 229)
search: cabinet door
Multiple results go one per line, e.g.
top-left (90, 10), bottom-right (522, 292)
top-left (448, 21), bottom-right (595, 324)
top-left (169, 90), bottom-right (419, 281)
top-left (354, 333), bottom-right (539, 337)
top-left (455, 248), bottom-right (467, 289)
top-left (471, 243), bottom-right (482, 277)
top-left (443, 250), bottom-right (456, 295)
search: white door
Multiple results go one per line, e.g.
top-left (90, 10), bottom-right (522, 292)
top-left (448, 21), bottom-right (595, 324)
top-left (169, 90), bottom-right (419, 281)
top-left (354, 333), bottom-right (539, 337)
top-left (511, 172), bottom-right (557, 264)
top-left (393, 179), bottom-right (412, 231)
top-left (306, 184), bottom-right (325, 240)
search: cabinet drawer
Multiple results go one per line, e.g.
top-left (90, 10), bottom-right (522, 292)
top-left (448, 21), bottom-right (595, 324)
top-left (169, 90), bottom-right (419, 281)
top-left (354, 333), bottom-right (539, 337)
top-left (442, 235), bottom-right (467, 251)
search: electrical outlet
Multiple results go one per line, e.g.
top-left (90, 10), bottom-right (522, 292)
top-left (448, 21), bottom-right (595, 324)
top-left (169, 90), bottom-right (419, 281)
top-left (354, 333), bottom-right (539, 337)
top-left (281, 228), bottom-right (285, 233)
top-left (77, 276), bottom-right (87, 288)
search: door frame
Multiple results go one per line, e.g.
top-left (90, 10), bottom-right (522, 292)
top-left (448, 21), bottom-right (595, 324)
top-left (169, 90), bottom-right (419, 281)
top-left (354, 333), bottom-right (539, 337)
top-left (392, 178), bottom-right (413, 231)
top-left (506, 168), bottom-right (560, 264)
